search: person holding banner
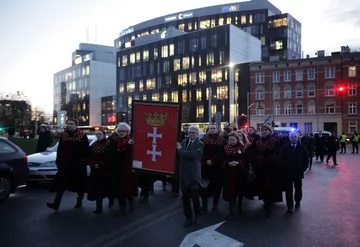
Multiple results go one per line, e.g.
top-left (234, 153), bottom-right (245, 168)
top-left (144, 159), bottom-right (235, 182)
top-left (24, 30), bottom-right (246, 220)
top-left (176, 125), bottom-right (204, 227)
top-left (108, 122), bottom-right (135, 217)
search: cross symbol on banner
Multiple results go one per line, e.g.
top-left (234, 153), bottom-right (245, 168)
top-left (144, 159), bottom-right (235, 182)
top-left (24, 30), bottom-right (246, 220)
top-left (147, 127), bottom-right (162, 144)
top-left (147, 145), bottom-right (162, 161)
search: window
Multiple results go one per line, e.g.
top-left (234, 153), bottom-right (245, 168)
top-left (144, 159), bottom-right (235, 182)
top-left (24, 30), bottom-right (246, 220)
top-left (152, 92), bottom-right (159, 101)
top-left (308, 103), bottom-right (315, 114)
top-left (255, 73), bottom-right (265, 83)
top-left (348, 82), bottom-right (356, 96)
top-left (154, 48), bottom-right (158, 59)
top-left (273, 86), bottom-right (280, 99)
top-left (325, 84), bottom-right (335, 96)
top-left (139, 80), bottom-right (144, 91)
top-left (163, 92), bottom-right (168, 102)
top-left (194, 89), bottom-right (201, 101)
top-left (255, 88), bottom-right (264, 100)
top-left (188, 23), bottom-right (192, 31)
top-left (284, 85), bottom-right (291, 98)
top-left (199, 71), bottom-right (206, 83)
top-left (216, 86), bottom-right (228, 99)
top-left (171, 91), bottom-right (178, 102)
top-left (284, 71), bottom-right (291, 81)
top-left (196, 105), bottom-right (204, 118)
top-left (163, 60), bottom-right (170, 73)
top-left (349, 103), bottom-right (357, 114)
top-left (201, 36), bottom-right (206, 50)
top-left (119, 83), bottom-right (124, 93)
top-left (256, 104), bottom-right (264, 115)
top-left (211, 69), bottom-right (222, 83)
top-left (274, 105), bottom-right (280, 115)
top-left (182, 57), bottom-right (190, 70)
top-left (308, 84), bottom-right (315, 97)
top-left (126, 82), bottom-right (135, 92)
top-left (0, 141), bottom-right (16, 154)
top-left (349, 121), bottom-right (357, 133)
top-left (142, 50), bottom-right (149, 62)
top-left (206, 52), bottom-right (214, 66)
top-left (325, 67), bottom-right (335, 79)
top-left (182, 89), bottom-right (187, 102)
top-left (325, 103), bottom-right (335, 114)
top-left (178, 24), bottom-right (185, 31)
top-left (249, 15), bottom-right (253, 24)
top-left (272, 72), bottom-right (280, 82)
top-left (174, 59), bottom-right (181, 71)
top-left (191, 39), bottom-right (198, 52)
top-left (178, 74), bottom-right (187, 86)
top-left (169, 44), bottom-right (175, 56)
top-left (307, 68), bottom-right (315, 80)
top-left (190, 72), bottom-right (197, 85)
top-left (295, 85), bottom-right (303, 98)
top-left (211, 19), bottom-right (216, 27)
top-left (285, 104), bottom-right (291, 115)
top-left (218, 18), bottom-right (224, 25)
top-left (241, 16), bottom-right (246, 24)
top-left (200, 20), bottom-right (210, 29)
top-left (296, 104), bottom-right (303, 114)
top-left (136, 52), bottom-right (141, 63)
top-left (146, 79), bottom-right (156, 90)
top-left (130, 53), bottom-right (135, 64)
top-left (161, 46), bottom-right (168, 58)
top-left (165, 75), bottom-right (171, 85)
top-left (211, 34), bottom-right (217, 47)
top-left (219, 50), bottom-right (225, 65)
top-left (348, 66), bottom-right (356, 77)
top-left (304, 123), bottom-right (313, 133)
top-left (127, 96), bottom-right (132, 107)
top-left (142, 94), bottom-right (147, 101)
top-left (198, 55), bottom-right (202, 67)
top-left (295, 70), bottom-right (303, 81)
top-left (122, 55), bottom-right (128, 66)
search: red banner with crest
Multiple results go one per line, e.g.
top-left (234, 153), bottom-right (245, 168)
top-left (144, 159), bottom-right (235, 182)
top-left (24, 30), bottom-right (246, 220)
top-left (131, 101), bottom-right (182, 174)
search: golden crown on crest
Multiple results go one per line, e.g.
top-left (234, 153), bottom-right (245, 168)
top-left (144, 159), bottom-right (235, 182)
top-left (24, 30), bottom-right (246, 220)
top-left (144, 111), bottom-right (168, 127)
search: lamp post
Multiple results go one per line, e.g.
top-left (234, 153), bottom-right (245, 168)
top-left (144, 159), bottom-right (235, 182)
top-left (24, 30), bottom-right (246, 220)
top-left (208, 87), bottom-right (212, 124)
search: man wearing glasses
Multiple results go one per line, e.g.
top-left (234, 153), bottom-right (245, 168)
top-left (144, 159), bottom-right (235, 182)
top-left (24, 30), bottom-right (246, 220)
top-left (176, 125), bottom-right (204, 227)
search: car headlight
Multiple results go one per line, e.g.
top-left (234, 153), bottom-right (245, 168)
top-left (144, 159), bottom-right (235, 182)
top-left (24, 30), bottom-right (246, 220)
top-left (40, 161), bottom-right (57, 167)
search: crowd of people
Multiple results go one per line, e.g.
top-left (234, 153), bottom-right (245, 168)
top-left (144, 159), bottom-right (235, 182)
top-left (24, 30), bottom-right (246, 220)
top-left (46, 118), bottom-right (356, 228)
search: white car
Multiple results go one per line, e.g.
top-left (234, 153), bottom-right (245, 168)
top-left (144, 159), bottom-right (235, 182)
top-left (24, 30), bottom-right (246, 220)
top-left (27, 135), bottom-right (97, 182)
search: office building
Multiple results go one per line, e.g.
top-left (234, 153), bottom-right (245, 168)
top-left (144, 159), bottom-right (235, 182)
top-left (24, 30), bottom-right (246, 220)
top-left (53, 43), bottom-right (116, 126)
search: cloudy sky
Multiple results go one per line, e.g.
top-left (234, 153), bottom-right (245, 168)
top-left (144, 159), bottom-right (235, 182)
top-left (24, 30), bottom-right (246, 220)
top-left (0, 0), bottom-right (359, 113)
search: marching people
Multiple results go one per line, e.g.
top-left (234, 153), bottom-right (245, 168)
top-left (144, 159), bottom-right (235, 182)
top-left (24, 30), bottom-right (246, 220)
top-left (36, 124), bottom-right (53, 152)
top-left (108, 122), bottom-right (135, 216)
top-left (47, 119), bottom-right (89, 211)
top-left (314, 131), bottom-right (326, 162)
top-left (302, 133), bottom-right (315, 170)
top-left (252, 124), bottom-right (282, 217)
top-left (176, 125), bottom-right (204, 227)
top-left (326, 132), bottom-right (339, 166)
top-left (351, 131), bottom-right (359, 154)
top-left (87, 130), bottom-right (112, 214)
top-left (199, 124), bottom-right (225, 213)
top-left (279, 131), bottom-right (309, 213)
top-left (222, 131), bottom-right (249, 219)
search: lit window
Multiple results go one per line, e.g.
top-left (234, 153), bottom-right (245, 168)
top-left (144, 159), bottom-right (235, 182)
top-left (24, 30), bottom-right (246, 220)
top-left (174, 59), bottom-right (181, 71)
top-left (146, 78), bottom-right (156, 90)
top-left (349, 66), bottom-right (356, 77)
top-left (182, 57), bottom-right (190, 69)
top-left (200, 20), bottom-right (210, 29)
top-left (136, 52), bottom-right (140, 63)
top-left (161, 46), bottom-right (168, 58)
top-left (216, 86), bottom-right (228, 99)
top-left (226, 17), bottom-right (231, 24)
top-left (85, 65), bottom-right (90, 75)
top-left (199, 71), bottom-right (206, 83)
top-left (188, 23), bottom-right (192, 30)
top-left (196, 105), bottom-right (204, 118)
top-left (130, 53), bottom-right (135, 64)
top-left (211, 69), bottom-right (222, 83)
top-left (206, 52), bottom-right (214, 66)
top-left (163, 92), bottom-right (168, 102)
top-left (182, 89), bottom-right (187, 102)
top-left (128, 96), bottom-right (132, 107)
top-left (196, 89), bottom-right (202, 101)
top-left (171, 91), bottom-right (178, 102)
top-left (143, 50), bottom-right (149, 62)
top-left (169, 44), bottom-right (175, 56)
top-left (127, 82), bottom-right (135, 92)
top-left (218, 18), bottom-right (224, 25)
top-left (139, 80), bottom-right (144, 91)
top-left (249, 15), bottom-right (253, 24)
top-left (119, 83), bottom-right (124, 93)
top-left (152, 92), bottom-right (159, 101)
top-left (241, 16), bottom-right (246, 24)
top-left (178, 24), bottom-right (185, 31)
top-left (275, 41), bottom-right (283, 50)
top-left (211, 19), bottom-right (216, 27)
top-left (122, 55), bottom-right (128, 66)
top-left (154, 48), bottom-right (158, 59)
top-left (178, 74), bottom-right (187, 86)
top-left (142, 94), bottom-right (147, 100)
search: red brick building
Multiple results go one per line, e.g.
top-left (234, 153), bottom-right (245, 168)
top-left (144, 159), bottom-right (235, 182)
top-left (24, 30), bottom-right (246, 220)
top-left (248, 51), bottom-right (360, 135)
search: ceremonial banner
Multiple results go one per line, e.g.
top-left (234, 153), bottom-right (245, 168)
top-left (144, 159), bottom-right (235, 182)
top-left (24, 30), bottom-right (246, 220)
top-left (131, 101), bottom-right (182, 174)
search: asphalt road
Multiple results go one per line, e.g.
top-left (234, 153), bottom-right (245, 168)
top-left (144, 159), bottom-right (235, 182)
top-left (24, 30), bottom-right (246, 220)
top-left (1, 153), bottom-right (359, 247)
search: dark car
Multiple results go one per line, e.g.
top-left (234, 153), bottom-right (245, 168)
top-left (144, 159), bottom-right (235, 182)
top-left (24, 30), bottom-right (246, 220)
top-left (0, 137), bottom-right (29, 202)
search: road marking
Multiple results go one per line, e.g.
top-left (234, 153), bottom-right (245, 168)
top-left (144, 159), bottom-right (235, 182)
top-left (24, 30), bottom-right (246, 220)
top-left (180, 221), bottom-right (244, 247)
top-left (81, 200), bottom-right (182, 247)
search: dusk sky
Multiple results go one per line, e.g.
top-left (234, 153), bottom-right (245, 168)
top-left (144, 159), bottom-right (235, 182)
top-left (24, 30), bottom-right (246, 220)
top-left (0, 0), bottom-right (359, 113)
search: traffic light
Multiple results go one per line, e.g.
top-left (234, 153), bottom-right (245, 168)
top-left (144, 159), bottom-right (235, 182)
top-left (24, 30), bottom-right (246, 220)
top-left (338, 87), bottom-right (344, 97)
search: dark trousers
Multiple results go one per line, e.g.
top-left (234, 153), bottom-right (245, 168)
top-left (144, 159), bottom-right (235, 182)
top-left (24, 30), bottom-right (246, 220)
top-left (182, 185), bottom-right (201, 220)
top-left (353, 142), bottom-right (359, 153)
top-left (53, 190), bottom-right (84, 206)
top-left (315, 149), bottom-right (325, 162)
top-left (327, 150), bottom-right (337, 164)
top-left (309, 157), bottom-right (313, 169)
top-left (340, 142), bottom-right (346, 153)
top-left (285, 179), bottom-right (302, 209)
top-left (171, 177), bottom-right (179, 194)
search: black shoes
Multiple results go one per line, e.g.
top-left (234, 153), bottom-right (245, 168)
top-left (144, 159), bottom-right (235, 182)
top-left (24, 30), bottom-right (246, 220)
top-left (287, 208), bottom-right (293, 213)
top-left (46, 202), bottom-right (59, 211)
top-left (295, 202), bottom-right (301, 209)
top-left (182, 216), bottom-right (199, 227)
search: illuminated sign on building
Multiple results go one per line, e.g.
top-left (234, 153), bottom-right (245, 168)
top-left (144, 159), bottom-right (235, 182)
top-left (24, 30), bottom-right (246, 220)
top-left (74, 55), bottom-right (82, 65)
top-left (222, 5), bottom-right (239, 12)
top-left (164, 12), bottom-right (193, 22)
top-left (160, 30), bottom-right (167, 39)
top-left (120, 27), bottom-right (134, 37)
top-left (108, 116), bottom-right (117, 123)
top-left (125, 41), bottom-right (132, 48)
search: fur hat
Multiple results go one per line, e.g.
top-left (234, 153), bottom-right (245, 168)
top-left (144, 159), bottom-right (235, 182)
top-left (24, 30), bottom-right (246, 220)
top-left (261, 124), bottom-right (272, 133)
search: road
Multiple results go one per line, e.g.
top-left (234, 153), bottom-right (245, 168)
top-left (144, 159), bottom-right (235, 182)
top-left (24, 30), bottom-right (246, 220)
top-left (1, 153), bottom-right (359, 247)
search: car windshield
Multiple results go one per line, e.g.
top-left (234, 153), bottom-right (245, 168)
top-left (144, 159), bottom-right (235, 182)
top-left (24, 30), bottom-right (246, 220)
top-left (46, 137), bottom-right (95, 152)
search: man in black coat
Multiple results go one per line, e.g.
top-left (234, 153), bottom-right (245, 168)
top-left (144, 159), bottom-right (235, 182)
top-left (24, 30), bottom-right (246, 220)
top-left (314, 131), bottom-right (327, 162)
top-left (279, 131), bottom-right (309, 213)
top-left (36, 125), bottom-right (53, 152)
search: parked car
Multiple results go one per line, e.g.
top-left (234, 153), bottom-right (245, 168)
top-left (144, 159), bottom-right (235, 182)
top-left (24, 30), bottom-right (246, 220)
top-left (0, 137), bottom-right (29, 202)
top-left (27, 135), bottom-right (96, 182)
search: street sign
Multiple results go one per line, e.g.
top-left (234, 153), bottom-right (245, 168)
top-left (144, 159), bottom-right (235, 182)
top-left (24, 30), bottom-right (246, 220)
top-left (180, 221), bottom-right (244, 247)
top-left (263, 115), bottom-right (273, 124)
